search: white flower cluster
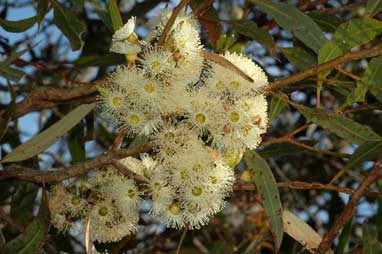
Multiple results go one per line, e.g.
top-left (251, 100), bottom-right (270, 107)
top-left (50, 8), bottom-right (269, 243)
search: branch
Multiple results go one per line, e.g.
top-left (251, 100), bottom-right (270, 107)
top-left (0, 144), bottom-right (152, 183)
top-left (111, 159), bottom-right (148, 183)
top-left (234, 180), bottom-right (382, 198)
top-left (318, 161), bottom-right (382, 254)
top-left (12, 85), bottom-right (98, 119)
top-left (267, 45), bottom-right (382, 91)
top-left (157, 0), bottom-right (191, 46)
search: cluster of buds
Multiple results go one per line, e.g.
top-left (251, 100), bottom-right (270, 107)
top-left (50, 9), bottom-right (269, 243)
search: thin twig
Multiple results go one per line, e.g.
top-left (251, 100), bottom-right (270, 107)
top-left (0, 144), bottom-right (152, 183)
top-left (111, 159), bottom-right (148, 183)
top-left (267, 45), bottom-right (382, 91)
top-left (234, 180), bottom-right (382, 198)
top-left (317, 161), bottom-right (382, 253)
top-left (176, 229), bottom-right (188, 254)
top-left (157, 0), bottom-right (190, 46)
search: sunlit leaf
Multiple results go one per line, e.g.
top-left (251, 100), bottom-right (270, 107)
top-left (245, 151), bottom-right (283, 251)
top-left (296, 105), bottom-right (382, 144)
top-left (253, 0), bottom-right (326, 53)
top-left (1, 103), bottom-right (96, 163)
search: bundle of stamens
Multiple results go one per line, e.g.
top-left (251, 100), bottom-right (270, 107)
top-left (49, 8), bottom-right (269, 243)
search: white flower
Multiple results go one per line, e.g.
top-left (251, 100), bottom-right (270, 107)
top-left (119, 156), bottom-right (145, 176)
top-left (110, 17), bottom-right (141, 54)
top-left (113, 17), bottom-right (136, 41)
top-left (123, 110), bottom-right (162, 136)
top-left (160, 202), bottom-right (185, 229)
top-left (89, 199), bottom-right (138, 243)
top-left (140, 46), bottom-right (176, 77)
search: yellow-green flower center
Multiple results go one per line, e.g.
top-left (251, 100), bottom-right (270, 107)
top-left (71, 197), bottom-right (81, 205)
top-left (230, 80), bottom-right (240, 89)
top-left (129, 114), bottom-right (140, 125)
top-left (229, 112), bottom-right (240, 122)
top-left (150, 61), bottom-right (161, 70)
top-left (154, 182), bottom-right (161, 190)
top-left (112, 96), bottom-right (122, 107)
top-left (215, 81), bottom-right (224, 90)
top-left (210, 176), bottom-right (218, 184)
top-left (192, 186), bottom-right (202, 196)
top-left (169, 203), bottom-right (181, 215)
top-left (98, 206), bottom-right (108, 216)
top-left (195, 113), bottom-right (206, 124)
top-left (127, 189), bottom-right (135, 198)
top-left (144, 83), bottom-right (156, 94)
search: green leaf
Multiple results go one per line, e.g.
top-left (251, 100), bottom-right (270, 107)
top-left (282, 210), bottom-right (323, 252)
top-left (0, 47), bottom-right (30, 67)
top-left (73, 53), bottom-right (124, 67)
top-left (318, 18), bottom-right (382, 78)
top-left (344, 141), bottom-right (382, 169)
top-left (363, 225), bottom-right (382, 254)
top-left (231, 20), bottom-right (275, 48)
top-left (336, 219), bottom-right (352, 254)
top-left (342, 83), bottom-right (368, 109)
top-left (2, 196), bottom-right (50, 254)
top-left (253, 0), bottom-right (326, 53)
top-left (0, 17), bottom-right (36, 33)
top-left (90, 0), bottom-right (113, 31)
top-left (1, 103), bottom-right (95, 163)
top-left (308, 11), bottom-right (342, 33)
top-left (108, 0), bottom-right (123, 31)
top-left (269, 95), bottom-right (286, 122)
top-left (50, 0), bottom-right (86, 51)
top-left (36, 0), bottom-right (50, 26)
top-left (364, 57), bottom-right (382, 102)
top-left (367, 0), bottom-right (382, 16)
top-left (259, 142), bottom-right (310, 158)
top-left (11, 183), bottom-right (39, 226)
top-left (0, 67), bottom-right (25, 81)
top-left (245, 151), bottom-right (283, 251)
top-left (281, 47), bottom-right (317, 70)
top-left (296, 105), bottom-right (382, 144)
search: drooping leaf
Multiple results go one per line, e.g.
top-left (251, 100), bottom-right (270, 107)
top-left (36, 0), bottom-right (50, 26)
top-left (11, 182), bottom-right (39, 226)
top-left (107, 0), bottom-right (123, 31)
top-left (90, 0), bottom-right (113, 31)
top-left (344, 141), bottom-right (382, 169)
top-left (1, 103), bottom-right (95, 163)
top-left (253, 0), bottom-right (326, 53)
top-left (0, 67), bottom-right (25, 81)
top-left (342, 83), bottom-right (368, 109)
top-left (364, 57), bottom-right (382, 102)
top-left (336, 219), bottom-right (353, 254)
top-left (282, 210), bottom-right (323, 253)
top-left (269, 95), bottom-right (286, 122)
top-left (231, 20), bottom-right (275, 49)
top-left (2, 195), bottom-right (50, 254)
top-left (318, 18), bottom-right (382, 78)
top-left (281, 47), bottom-right (317, 70)
top-left (73, 53), bottom-right (124, 67)
top-left (296, 105), bottom-right (382, 144)
top-left (50, 0), bottom-right (86, 51)
top-left (363, 224), bottom-right (382, 254)
top-left (245, 151), bottom-right (283, 251)
top-left (0, 17), bottom-right (36, 33)
top-left (367, 0), bottom-right (382, 16)
top-left (259, 142), bottom-right (314, 158)
top-left (308, 11), bottom-right (342, 33)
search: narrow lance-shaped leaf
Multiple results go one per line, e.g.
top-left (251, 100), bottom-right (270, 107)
top-left (1, 103), bottom-right (96, 163)
top-left (50, 0), bottom-right (86, 51)
top-left (0, 17), bottom-right (36, 33)
top-left (231, 20), bottom-right (275, 49)
top-left (296, 105), bottom-right (382, 145)
top-left (245, 151), bottom-right (284, 251)
top-left (2, 195), bottom-right (50, 254)
top-left (282, 210), bottom-right (328, 253)
top-left (364, 57), bottom-right (382, 102)
top-left (253, 0), bottom-right (326, 53)
top-left (108, 0), bottom-right (123, 31)
top-left (269, 95), bottom-right (286, 122)
top-left (367, 0), bottom-right (382, 16)
top-left (344, 141), bottom-right (382, 170)
top-left (281, 47), bottom-right (317, 70)
top-left (318, 18), bottom-right (382, 78)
